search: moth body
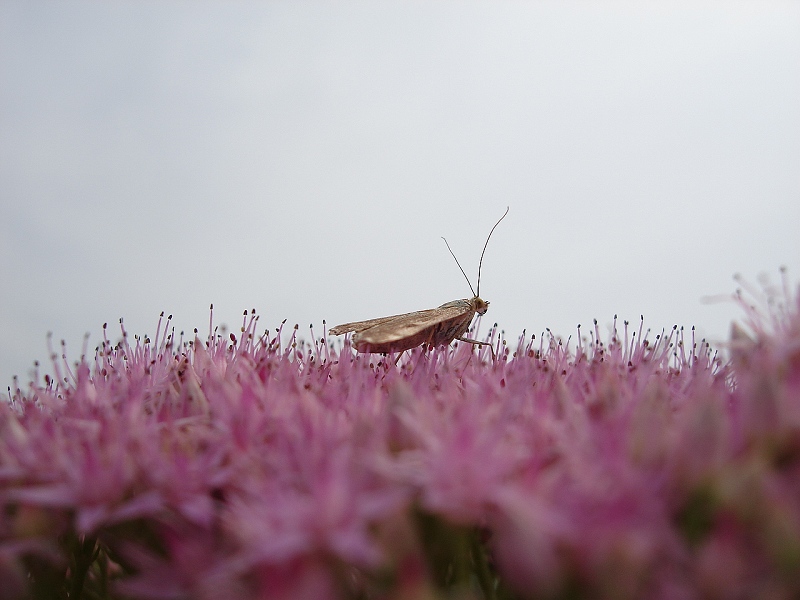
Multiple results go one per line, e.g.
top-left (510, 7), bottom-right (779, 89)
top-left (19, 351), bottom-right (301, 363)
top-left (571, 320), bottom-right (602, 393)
top-left (330, 297), bottom-right (489, 354)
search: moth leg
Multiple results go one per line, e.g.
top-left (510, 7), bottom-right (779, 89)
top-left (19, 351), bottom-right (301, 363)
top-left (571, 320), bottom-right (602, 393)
top-left (393, 351), bottom-right (406, 366)
top-left (456, 337), bottom-right (496, 361)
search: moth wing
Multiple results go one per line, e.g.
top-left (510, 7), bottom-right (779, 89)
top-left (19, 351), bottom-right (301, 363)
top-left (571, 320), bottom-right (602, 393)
top-left (329, 313), bottom-right (414, 336)
top-left (354, 304), bottom-right (472, 345)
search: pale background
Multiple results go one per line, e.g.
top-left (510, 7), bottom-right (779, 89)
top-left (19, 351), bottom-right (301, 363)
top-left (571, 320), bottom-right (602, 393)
top-left (2, 3), bottom-right (799, 388)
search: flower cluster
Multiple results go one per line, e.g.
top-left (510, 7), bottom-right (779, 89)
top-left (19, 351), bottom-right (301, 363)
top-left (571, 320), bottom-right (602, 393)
top-left (3, 275), bottom-right (800, 600)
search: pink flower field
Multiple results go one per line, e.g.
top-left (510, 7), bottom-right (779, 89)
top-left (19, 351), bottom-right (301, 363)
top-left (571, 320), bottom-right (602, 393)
top-left (3, 274), bottom-right (800, 600)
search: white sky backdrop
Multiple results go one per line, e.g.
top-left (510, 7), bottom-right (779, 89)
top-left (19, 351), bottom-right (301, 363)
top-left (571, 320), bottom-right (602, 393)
top-left (2, 2), bottom-right (799, 388)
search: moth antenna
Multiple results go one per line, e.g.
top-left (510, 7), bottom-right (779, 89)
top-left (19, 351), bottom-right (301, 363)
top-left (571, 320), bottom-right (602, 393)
top-left (476, 206), bottom-right (509, 297)
top-left (442, 237), bottom-right (477, 297)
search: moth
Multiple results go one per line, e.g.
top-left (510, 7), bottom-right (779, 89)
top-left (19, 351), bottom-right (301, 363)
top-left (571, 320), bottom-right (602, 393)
top-left (329, 207), bottom-right (508, 358)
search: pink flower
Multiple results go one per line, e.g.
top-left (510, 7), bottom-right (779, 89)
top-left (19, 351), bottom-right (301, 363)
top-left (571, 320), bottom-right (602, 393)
top-left (1, 274), bottom-right (800, 599)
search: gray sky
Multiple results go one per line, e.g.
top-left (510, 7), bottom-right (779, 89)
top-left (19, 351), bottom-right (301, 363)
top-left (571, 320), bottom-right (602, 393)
top-left (2, 2), bottom-right (799, 388)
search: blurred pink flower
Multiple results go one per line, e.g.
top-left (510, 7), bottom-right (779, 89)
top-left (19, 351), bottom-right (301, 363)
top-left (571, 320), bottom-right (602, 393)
top-left (1, 274), bottom-right (799, 598)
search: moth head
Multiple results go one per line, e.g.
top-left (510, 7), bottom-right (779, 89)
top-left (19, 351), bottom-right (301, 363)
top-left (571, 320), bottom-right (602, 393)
top-left (473, 297), bottom-right (489, 315)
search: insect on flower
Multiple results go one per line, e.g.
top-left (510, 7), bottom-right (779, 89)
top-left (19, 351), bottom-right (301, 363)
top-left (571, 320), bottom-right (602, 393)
top-left (329, 207), bottom-right (508, 359)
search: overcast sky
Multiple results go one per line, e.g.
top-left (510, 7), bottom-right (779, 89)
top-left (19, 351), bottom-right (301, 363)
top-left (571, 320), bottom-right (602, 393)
top-left (2, 2), bottom-right (799, 388)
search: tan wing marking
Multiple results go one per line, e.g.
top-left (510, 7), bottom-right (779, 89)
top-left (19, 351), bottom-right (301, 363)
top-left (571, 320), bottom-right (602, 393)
top-left (353, 304), bottom-right (473, 345)
top-left (329, 314), bottom-right (409, 336)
